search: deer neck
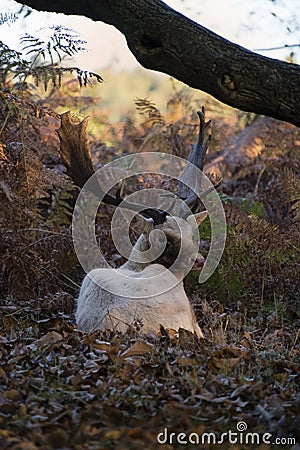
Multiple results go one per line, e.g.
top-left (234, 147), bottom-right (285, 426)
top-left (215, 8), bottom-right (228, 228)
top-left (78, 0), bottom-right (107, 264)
top-left (121, 234), bottom-right (152, 272)
top-left (121, 234), bottom-right (185, 281)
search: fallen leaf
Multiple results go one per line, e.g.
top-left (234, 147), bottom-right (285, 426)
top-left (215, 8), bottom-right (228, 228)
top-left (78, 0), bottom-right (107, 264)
top-left (2, 389), bottom-right (22, 401)
top-left (34, 331), bottom-right (63, 347)
top-left (176, 356), bottom-right (198, 367)
top-left (120, 339), bottom-right (156, 358)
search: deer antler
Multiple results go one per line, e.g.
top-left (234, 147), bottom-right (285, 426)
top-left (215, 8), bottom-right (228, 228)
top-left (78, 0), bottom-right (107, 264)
top-left (57, 111), bottom-right (168, 224)
top-left (57, 109), bottom-right (220, 223)
top-left (177, 107), bottom-right (221, 214)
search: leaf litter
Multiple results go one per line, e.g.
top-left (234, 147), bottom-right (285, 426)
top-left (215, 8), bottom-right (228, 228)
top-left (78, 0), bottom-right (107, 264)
top-left (0, 310), bottom-right (299, 449)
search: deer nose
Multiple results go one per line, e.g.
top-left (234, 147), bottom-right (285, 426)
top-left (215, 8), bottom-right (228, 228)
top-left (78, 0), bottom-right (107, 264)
top-left (192, 255), bottom-right (205, 268)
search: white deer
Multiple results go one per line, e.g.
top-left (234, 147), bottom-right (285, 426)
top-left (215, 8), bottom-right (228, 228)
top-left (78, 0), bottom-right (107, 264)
top-left (57, 108), bottom-right (215, 338)
top-left (75, 210), bottom-right (207, 337)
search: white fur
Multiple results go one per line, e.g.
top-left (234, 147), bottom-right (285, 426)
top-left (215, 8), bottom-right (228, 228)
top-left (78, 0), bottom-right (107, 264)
top-left (76, 213), bottom-right (207, 337)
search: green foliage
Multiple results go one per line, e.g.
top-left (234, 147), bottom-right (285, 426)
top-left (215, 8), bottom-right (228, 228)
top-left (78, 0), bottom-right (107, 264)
top-left (246, 199), bottom-right (265, 217)
top-left (196, 213), bottom-right (299, 319)
top-left (220, 193), bottom-right (265, 218)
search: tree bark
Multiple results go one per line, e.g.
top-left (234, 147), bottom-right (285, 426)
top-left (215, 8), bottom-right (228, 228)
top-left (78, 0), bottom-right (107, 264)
top-left (17, 0), bottom-right (300, 128)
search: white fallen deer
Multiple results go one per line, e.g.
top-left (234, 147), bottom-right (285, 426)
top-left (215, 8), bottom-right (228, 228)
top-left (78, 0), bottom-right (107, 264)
top-left (75, 210), bottom-right (207, 337)
top-left (57, 108), bottom-right (215, 337)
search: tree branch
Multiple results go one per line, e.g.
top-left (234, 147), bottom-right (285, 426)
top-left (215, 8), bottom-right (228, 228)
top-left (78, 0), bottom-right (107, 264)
top-left (15, 0), bottom-right (300, 128)
top-left (253, 44), bottom-right (300, 52)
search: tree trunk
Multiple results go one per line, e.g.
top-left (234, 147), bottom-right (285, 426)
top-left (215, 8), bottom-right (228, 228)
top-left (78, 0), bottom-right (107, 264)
top-left (17, 0), bottom-right (300, 128)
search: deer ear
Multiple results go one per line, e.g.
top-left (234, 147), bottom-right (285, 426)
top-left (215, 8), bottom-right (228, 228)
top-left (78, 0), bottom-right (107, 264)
top-left (186, 211), bottom-right (208, 228)
top-left (130, 214), bottom-right (154, 236)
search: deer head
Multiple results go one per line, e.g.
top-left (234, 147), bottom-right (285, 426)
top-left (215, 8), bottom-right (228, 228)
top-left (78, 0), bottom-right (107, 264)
top-left (126, 211), bottom-right (207, 276)
top-left (57, 107), bottom-right (220, 277)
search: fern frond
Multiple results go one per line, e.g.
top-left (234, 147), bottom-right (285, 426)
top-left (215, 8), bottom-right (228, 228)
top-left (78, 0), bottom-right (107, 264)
top-left (20, 26), bottom-right (88, 65)
top-left (135, 97), bottom-right (165, 127)
top-left (0, 41), bottom-right (29, 83)
top-left (0, 39), bottom-right (102, 90)
top-left (0, 13), bottom-right (18, 25)
top-left (30, 66), bottom-right (102, 90)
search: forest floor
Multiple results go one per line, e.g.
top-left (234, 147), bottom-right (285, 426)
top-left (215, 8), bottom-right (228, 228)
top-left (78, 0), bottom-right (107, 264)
top-left (0, 85), bottom-right (299, 449)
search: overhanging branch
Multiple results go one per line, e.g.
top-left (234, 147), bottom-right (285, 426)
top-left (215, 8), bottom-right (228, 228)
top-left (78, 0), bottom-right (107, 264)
top-left (15, 0), bottom-right (300, 128)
